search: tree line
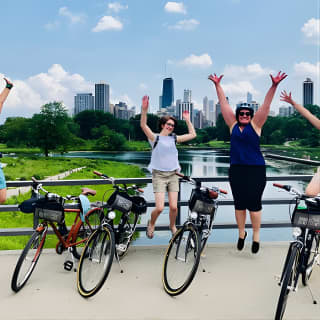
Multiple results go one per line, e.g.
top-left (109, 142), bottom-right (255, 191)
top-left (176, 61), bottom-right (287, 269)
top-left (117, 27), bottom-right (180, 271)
top-left (0, 101), bottom-right (319, 156)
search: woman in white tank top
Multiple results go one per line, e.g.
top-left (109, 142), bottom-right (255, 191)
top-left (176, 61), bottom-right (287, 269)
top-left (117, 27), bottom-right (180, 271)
top-left (140, 95), bottom-right (196, 239)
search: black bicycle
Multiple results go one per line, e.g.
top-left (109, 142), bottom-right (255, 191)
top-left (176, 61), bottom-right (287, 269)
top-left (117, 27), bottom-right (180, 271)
top-left (162, 172), bottom-right (227, 296)
top-left (273, 183), bottom-right (320, 320)
top-left (77, 171), bottom-right (147, 298)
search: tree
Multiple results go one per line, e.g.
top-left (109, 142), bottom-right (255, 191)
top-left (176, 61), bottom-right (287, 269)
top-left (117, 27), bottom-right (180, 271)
top-left (32, 101), bottom-right (72, 156)
top-left (215, 114), bottom-right (230, 141)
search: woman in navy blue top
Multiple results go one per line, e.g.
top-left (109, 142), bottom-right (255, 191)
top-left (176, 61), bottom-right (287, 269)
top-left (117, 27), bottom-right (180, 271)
top-left (208, 72), bottom-right (287, 253)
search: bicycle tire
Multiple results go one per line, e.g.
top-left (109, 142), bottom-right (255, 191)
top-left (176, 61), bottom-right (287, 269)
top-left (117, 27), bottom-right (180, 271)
top-left (275, 243), bottom-right (300, 320)
top-left (72, 208), bottom-right (104, 259)
top-left (117, 212), bottom-right (139, 259)
top-left (77, 224), bottom-right (115, 298)
top-left (199, 212), bottom-right (215, 254)
top-left (302, 232), bottom-right (320, 286)
top-left (11, 229), bottom-right (47, 292)
top-left (162, 223), bottom-right (201, 296)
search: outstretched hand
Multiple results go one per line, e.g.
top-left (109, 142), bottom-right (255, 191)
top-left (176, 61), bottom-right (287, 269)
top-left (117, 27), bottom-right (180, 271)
top-left (4, 78), bottom-right (13, 89)
top-left (280, 90), bottom-right (294, 105)
top-left (270, 71), bottom-right (287, 86)
top-left (208, 73), bottom-right (223, 85)
top-left (182, 110), bottom-right (190, 121)
top-left (141, 95), bottom-right (149, 112)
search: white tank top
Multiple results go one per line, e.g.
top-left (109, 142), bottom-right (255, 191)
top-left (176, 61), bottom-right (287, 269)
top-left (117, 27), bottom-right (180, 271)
top-left (147, 135), bottom-right (181, 172)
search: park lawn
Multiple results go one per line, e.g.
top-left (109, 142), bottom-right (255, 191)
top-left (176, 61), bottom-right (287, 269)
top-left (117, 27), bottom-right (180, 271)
top-left (0, 158), bottom-right (145, 250)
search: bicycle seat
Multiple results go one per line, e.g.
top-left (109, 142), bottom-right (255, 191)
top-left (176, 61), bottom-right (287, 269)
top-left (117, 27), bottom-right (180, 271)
top-left (81, 188), bottom-right (97, 196)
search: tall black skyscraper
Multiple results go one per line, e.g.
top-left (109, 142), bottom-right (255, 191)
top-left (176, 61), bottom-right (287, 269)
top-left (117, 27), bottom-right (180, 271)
top-left (95, 82), bottom-right (110, 113)
top-left (161, 77), bottom-right (174, 108)
top-left (303, 78), bottom-right (313, 106)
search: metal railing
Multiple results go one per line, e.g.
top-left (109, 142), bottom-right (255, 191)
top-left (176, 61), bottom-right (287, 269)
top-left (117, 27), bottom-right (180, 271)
top-left (0, 174), bottom-right (313, 236)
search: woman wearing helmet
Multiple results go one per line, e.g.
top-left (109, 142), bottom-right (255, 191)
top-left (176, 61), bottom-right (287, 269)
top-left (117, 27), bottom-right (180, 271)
top-left (208, 72), bottom-right (287, 253)
top-left (280, 90), bottom-right (320, 196)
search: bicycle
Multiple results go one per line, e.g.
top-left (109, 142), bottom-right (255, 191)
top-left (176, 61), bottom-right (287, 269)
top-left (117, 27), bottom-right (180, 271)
top-left (162, 172), bottom-right (227, 296)
top-left (11, 177), bottom-right (102, 293)
top-left (273, 183), bottom-right (320, 320)
top-left (77, 171), bottom-right (147, 298)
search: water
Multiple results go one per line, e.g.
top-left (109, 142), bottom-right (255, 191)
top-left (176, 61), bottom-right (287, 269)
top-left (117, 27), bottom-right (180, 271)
top-left (57, 150), bottom-right (317, 245)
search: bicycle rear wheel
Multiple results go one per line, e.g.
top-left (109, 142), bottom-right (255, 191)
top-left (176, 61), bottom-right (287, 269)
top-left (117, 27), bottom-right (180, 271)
top-left (11, 229), bottom-right (47, 292)
top-left (275, 243), bottom-right (300, 320)
top-left (162, 224), bottom-right (200, 296)
top-left (302, 232), bottom-right (320, 286)
top-left (72, 208), bottom-right (104, 259)
top-left (77, 224), bottom-right (115, 298)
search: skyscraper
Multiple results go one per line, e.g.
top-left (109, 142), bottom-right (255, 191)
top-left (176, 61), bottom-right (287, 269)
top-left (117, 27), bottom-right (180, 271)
top-left (203, 96), bottom-right (209, 120)
top-left (74, 93), bottom-right (94, 115)
top-left (303, 78), bottom-right (313, 106)
top-left (95, 82), bottom-right (110, 113)
top-left (247, 92), bottom-right (252, 104)
top-left (184, 89), bottom-right (191, 103)
top-left (161, 78), bottom-right (174, 108)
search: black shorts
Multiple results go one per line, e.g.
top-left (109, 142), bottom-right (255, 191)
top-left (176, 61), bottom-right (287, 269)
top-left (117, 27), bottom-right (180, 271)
top-left (228, 165), bottom-right (266, 212)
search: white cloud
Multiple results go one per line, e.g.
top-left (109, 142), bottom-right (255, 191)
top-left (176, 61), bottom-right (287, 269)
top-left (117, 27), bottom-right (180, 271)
top-left (301, 18), bottom-right (320, 44)
top-left (111, 94), bottom-right (133, 106)
top-left (168, 19), bottom-right (199, 30)
top-left (108, 2), bottom-right (128, 12)
top-left (92, 16), bottom-right (123, 32)
top-left (0, 65), bottom-right (93, 120)
top-left (180, 54), bottom-right (212, 68)
top-left (44, 21), bottom-right (60, 30)
top-left (294, 61), bottom-right (320, 78)
top-left (139, 83), bottom-right (148, 90)
top-left (222, 81), bottom-right (258, 97)
top-left (59, 7), bottom-right (86, 24)
top-left (164, 2), bottom-right (187, 14)
top-left (223, 63), bottom-right (273, 80)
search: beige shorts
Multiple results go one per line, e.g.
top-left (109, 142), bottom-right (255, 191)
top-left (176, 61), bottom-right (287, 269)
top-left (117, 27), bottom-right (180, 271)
top-left (152, 170), bottom-right (179, 193)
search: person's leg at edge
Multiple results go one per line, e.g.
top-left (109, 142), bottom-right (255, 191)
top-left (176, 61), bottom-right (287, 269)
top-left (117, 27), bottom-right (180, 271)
top-left (0, 188), bottom-right (6, 204)
top-left (168, 191), bottom-right (178, 234)
top-left (249, 210), bottom-right (261, 242)
top-left (148, 192), bottom-right (165, 234)
top-left (235, 209), bottom-right (246, 238)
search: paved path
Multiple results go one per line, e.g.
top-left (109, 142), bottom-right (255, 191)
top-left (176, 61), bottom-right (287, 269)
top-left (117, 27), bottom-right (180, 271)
top-left (1, 243), bottom-right (320, 320)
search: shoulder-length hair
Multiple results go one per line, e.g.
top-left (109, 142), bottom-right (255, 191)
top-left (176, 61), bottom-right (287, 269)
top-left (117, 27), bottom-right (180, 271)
top-left (158, 115), bottom-right (177, 131)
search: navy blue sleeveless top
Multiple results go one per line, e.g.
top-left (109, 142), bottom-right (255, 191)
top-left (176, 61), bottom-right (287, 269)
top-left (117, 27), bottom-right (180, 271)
top-left (230, 122), bottom-right (265, 166)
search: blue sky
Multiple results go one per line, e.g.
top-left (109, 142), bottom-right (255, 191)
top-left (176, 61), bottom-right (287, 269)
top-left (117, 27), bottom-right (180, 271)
top-left (1, 0), bottom-right (319, 121)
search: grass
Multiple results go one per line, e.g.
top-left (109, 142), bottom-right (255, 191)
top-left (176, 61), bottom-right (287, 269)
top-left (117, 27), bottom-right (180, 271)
top-left (0, 157), bottom-right (145, 250)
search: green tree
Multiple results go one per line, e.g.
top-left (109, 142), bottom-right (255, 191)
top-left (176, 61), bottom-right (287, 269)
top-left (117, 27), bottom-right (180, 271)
top-left (215, 114), bottom-right (230, 141)
top-left (32, 101), bottom-right (72, 156)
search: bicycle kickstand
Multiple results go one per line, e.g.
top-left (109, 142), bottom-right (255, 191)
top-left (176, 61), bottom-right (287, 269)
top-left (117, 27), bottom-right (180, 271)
top-left (64, 248), bottom-right (76, 272)
top-left (114, 250), bottom-right (124, 273)
top-left (307, 283), bottom-right (318, 305)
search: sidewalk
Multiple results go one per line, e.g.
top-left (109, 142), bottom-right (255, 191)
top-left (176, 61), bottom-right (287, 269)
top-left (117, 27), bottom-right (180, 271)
top-left (1, 243), bottom-right (320, 320)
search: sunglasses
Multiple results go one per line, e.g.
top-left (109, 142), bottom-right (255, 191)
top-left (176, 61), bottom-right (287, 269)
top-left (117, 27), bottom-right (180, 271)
top-left (166, 122), bottom-right (175, 128)
top-left (239, 111), bottom-right (251, 117)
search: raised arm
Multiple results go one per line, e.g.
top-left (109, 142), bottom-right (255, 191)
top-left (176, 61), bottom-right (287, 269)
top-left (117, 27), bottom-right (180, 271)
top-left (176, 110), bottom-right (197, 143)
top-left (280, 90), bottom-right (320, 130)
top-left (208, 74), bottom-right (236, 128)
top-left (253, 72), bottom-right (287, 129)
top-left (140, 95), bottom-right (155, 142)
top-left (0, 78), bottom-right (13, 114)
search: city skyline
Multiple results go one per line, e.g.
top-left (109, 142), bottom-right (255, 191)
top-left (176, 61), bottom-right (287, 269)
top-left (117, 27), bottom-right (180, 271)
top-left (0, 1), bottom-right (319, 123)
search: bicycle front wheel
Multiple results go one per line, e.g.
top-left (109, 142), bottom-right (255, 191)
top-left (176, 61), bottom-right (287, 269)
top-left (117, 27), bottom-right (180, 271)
top-left (11, 229), bottom-right (47, 292)
top-left (302, 232), bottom-right (320, 286)
top-left (162, 224), bottom-right (201, 296)
top-left (275, 243), bottom-right (300, 320)
top-left (77, 224), bottom-right (115, 298)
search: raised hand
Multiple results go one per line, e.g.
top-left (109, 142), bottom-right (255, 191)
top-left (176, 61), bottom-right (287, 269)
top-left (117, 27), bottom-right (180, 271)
top-left (4, 78), bottom-right (13, 89)
top-left (208, 73), bottom-right (224, 85)
top-left (182, 110), bottom-right (190, 121)
top-left (280, 90), bottom-right (294, 105)
top-left (141, 95), bottom-right (149, 112)
top-left (270, 71), bottom-right (287, 86)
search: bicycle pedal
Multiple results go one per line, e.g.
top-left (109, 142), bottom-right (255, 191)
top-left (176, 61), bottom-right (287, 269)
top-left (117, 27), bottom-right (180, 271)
top-left (64, 260), bottom-right (73, 271)
top-left (116, 244), bottom-right (127, 253)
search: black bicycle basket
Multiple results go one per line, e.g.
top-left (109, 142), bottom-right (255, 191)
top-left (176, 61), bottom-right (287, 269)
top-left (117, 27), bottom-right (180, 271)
top-left (19, 195), bottom-right (44, 214)
top-left (189, 188), bottom-right (215, 215)
top-left (35, 197), bottom-right (65, 224)
top-left (131, 196), bottom-right (147, 214)
top-left (107, 191), bottom-right (133, 213)
top-left (292, 200), bottom-right (320, 230)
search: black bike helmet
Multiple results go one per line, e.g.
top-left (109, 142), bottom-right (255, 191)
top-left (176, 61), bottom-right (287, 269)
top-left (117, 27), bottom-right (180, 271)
top-left (235, 104), bottom-right (254, 121)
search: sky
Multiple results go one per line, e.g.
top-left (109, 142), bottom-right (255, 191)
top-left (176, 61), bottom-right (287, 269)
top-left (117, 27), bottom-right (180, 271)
top-left (0, 0), bottom-right (319, 122)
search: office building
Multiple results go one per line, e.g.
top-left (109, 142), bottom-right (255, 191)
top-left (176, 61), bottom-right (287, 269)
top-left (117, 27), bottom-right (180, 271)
top-left (74, 93), bottom-right (94, 115)
top-left (247, 92), bottom-right (252, 104)
top-left (203, 96), bottom-right (209, 120)
top-left (194, 109), bottom-right (204, 129)
top-left (303, 78), bottom-right (313, 106)
top-left (209, 99), bottom-right (215, 125)
top-left (95, 82), bottom-right (110, 113)
top-left (162, 78), bottom-right (174, 108)
top-left (184, 89), bottom-right (192, 103)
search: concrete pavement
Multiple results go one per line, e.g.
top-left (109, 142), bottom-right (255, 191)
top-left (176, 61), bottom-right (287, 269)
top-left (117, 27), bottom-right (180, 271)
top-left (1, 243), bottom-right (320, 320)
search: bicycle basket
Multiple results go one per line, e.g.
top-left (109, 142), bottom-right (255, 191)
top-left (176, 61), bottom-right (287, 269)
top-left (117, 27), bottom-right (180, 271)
top-left (35, 198), bottom-right (65, 224)
top-left (19, 195), bottom-right (44, 214)
top-left (131, 196), bottom-right (147, 214)
top-left (292, 200), bottom-right (320, 230)
top-left (189, 188), bottom-right (215, 215)
top-left (107, 191), bottom-right (132, 213)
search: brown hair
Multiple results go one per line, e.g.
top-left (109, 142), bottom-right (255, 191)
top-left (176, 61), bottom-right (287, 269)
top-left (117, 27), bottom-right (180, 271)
top-left (158, 116), bottom-right (177, 131)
